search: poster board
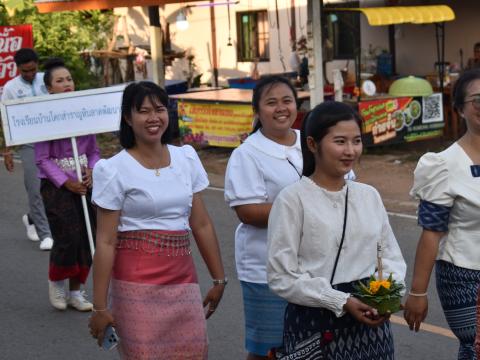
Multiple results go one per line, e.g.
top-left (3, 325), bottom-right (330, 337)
top-left (1, 84), bottom-right (125, 146)
top-left (177, 100), bottom-right (253, 147)
top-left (359, 93), bottom-right (444, 146)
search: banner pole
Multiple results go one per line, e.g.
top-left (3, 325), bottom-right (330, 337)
top-left (70, 137), bottom-right (95, 257)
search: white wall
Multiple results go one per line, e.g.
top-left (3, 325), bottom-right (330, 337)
top-left (116, 0), bottom-right (478, 83)
top-left (358, 0), bottom-right (479, 76)
top-left (395, 0), bottom-right (480, 76)
top-left (359, 0), bottom-right (388, 57)
top-left (115, 1), bottom-right (309, 86)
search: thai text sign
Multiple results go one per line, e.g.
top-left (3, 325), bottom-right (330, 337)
top-left (359, 93), bottom-right (444, 146)
top-left (0, 25), bottom-right (33, 97)
top-left (1, 85), bottom-right (125, 146)
top-left (178, 101), bottom-right (253, 147)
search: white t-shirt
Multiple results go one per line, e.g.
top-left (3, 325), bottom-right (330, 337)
top-left (410, 142), bottom-right (480, 270)
top-left (224, 129), bottom-right (303, 283)
top-left (1, 73), bottom-right (47, 101)
top-left (92, 145), bottom-right (209, 232)
top-left (267, 178), bottom-right (406, 317)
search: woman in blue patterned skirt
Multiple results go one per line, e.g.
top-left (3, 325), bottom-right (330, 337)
top-left (267, 101), bottom-right (406, 359)
top-left (405, 69), bottom-right (480, 360)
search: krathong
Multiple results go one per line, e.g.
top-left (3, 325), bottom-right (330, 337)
top-left (353, 273), bottom-right (404, 315)
top-left (353, 243), bottom-right (404, 315)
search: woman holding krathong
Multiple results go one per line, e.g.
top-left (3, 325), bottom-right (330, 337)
top-left (267, 101), bottom-right (406, 359)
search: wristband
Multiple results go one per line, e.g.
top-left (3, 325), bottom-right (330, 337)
top-left (212, 277), bottom-right (228, 286)
top-left (408, 290), bottom-right (427, 297)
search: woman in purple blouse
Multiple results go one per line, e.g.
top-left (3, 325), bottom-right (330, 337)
top-left (35, 58), bottom-right (100, 312)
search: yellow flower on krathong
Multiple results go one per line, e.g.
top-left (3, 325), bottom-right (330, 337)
top-left (369, 280), bottom-right (391, 294)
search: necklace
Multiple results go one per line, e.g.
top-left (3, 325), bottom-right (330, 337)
top-left (129, 146), bottom-right (169, 177)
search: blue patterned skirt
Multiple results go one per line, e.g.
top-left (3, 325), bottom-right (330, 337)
top-left (277, 280), bottom-right (394, 360)
top-left (436, 260), bottom-right (480, 360)
top-left (240, 281), bottom-right (287, 356)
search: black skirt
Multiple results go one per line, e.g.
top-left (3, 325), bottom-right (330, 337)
top-left (41, 179), bottom-right (95, 283)
top-left (277, 280), bottom-right (394, 360)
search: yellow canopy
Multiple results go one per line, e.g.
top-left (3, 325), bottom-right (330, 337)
top-left (330, 5), bottom-right (455, 26)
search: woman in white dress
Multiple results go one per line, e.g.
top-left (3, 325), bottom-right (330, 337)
top-left (88, 81), bottom-right (226, 359)
top-left (267, 101), bottom-right (406, 359)
top-left (405, 69), bottom-right (480, 360)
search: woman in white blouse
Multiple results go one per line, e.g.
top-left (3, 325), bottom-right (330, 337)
top-left (267, 101), bottom-right (406, 359)
top-left (404, 69), bottom-right (480, 360)
top-left (224, 76), bottom-right (302, 360)
top-left (88, 82), bottom-right (225, 359)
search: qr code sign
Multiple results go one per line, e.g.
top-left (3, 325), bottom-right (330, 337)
top-left (422, 93), bottom-right (443, 123)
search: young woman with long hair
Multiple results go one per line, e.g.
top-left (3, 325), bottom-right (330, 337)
top-left (267, 101), bottom-right (406, 359)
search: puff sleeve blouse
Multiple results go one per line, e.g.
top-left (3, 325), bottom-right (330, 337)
top-left (267, 178), bottom-right (406, 317)
top-left (410, 142), bottom-right (480, 270)
top-left (92, 145), bottom-right (208, 232)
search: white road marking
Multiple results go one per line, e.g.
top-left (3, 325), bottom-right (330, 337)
top-left (387, 211), bottom-right (417, 220)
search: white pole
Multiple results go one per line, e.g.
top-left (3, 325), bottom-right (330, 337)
top-left (149, 6), bottom-right (165, 87)
top-left (70, 137), bottom-right (95, 257)
top-left (307, 0), bottom-right (325, 107)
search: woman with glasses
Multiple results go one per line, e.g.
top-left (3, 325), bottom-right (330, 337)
top-left (404, 68), bottom-right (480, 360)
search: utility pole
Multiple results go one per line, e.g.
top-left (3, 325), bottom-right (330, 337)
top-left (148, 6), bottom-right (165, 86)
top-left (210, 0), bottom-right (219, 87)
top-left (307, 0), bottom-right (324, 107)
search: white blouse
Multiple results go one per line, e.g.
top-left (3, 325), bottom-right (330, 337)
top-left (267, 178), bottom-right (406, 317)
top-left (224, 129), bottom-right (303, 283)
top-left (410, 142), bottom-right (480, 270)
top-left (92, 145), bottom-right (209, 232)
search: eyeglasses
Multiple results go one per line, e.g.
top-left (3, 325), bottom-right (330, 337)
top-left (464, 97), bottom-right (480, 110)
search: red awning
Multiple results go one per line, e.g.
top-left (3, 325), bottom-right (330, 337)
top-left (35, 0), bottom-right (205, 13)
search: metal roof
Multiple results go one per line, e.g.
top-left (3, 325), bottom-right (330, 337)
top-left (327, 5), bottom-right (455, 26)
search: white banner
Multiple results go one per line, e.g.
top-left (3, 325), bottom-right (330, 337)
top-left (1, 84), bottom-right (125, 146)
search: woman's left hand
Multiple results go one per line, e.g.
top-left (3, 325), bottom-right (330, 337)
top-left (82, 168), bottom-right (93, 188)
top-left (203, 284), bottom-right (225, 319)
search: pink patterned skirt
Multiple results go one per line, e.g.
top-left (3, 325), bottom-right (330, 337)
top-left (110, 230), bottom-right (208, 360)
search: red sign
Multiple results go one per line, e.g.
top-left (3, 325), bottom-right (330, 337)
top-left (0, 25), bottom-right (34, 96)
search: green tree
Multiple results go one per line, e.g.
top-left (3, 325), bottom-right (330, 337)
top-left (0, 0), bottom-right (114, 89)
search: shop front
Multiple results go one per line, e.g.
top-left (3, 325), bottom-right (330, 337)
top-left (325, 4), bottom-right (455, 142)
